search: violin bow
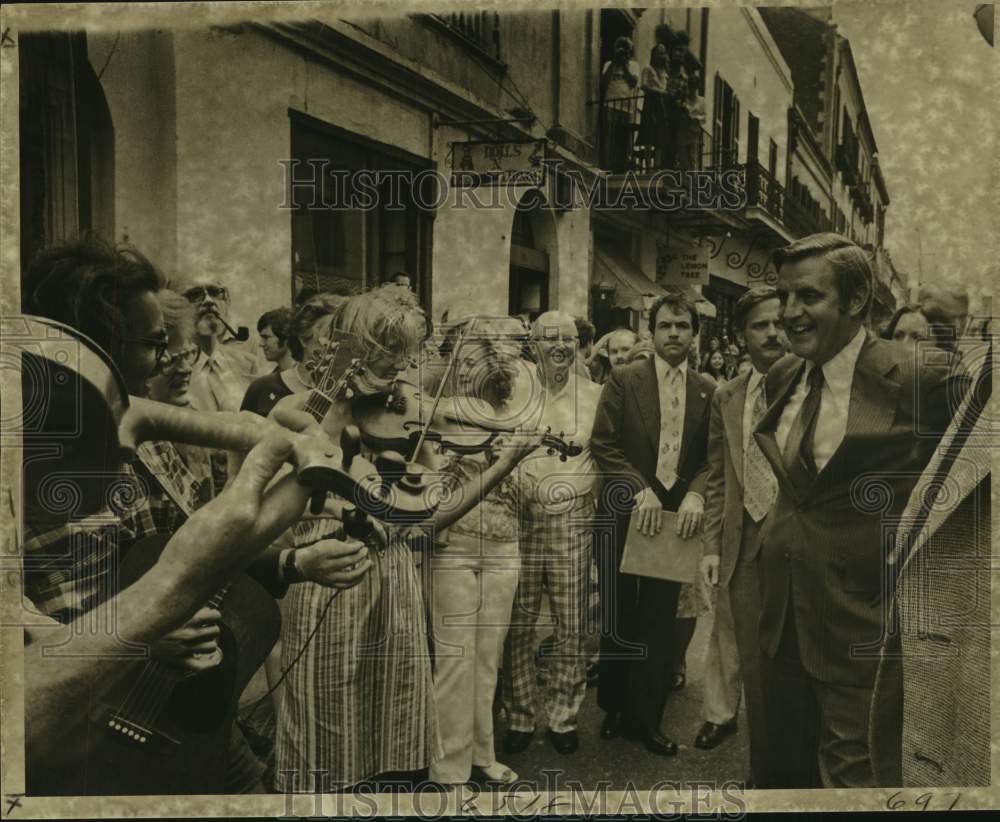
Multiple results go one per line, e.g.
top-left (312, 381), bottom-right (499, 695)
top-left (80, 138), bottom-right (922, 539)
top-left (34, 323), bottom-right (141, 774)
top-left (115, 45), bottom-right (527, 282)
top-left (409, 319), bottom-right (472, 459)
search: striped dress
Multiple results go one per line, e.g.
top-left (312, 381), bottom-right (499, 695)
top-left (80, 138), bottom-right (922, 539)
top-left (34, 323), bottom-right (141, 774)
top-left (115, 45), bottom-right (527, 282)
top-left (273, 518), bottom-right (440, 791)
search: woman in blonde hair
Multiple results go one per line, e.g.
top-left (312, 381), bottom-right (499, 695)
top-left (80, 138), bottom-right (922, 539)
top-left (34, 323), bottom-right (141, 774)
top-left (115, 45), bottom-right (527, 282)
top-left (273, 286), bottom-right (538, 790)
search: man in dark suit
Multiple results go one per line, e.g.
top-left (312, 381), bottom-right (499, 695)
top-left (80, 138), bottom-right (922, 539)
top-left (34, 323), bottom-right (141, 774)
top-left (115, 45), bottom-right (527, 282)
top-left (697, 286), bottom-right (786, 784)
top-left (591, 293), bottom-right (715, 756)
top-left (752, 233), bottom-right (964, 788)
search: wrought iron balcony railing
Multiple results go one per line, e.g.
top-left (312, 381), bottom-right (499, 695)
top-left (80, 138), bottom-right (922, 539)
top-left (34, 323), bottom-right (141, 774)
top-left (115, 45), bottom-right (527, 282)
top-left (589, 96), bottom-right (737, 174)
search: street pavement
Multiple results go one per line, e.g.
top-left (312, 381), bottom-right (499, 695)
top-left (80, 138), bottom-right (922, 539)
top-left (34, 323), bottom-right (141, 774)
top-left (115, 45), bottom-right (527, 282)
top-left (495, 614), bottom-right (750, 792)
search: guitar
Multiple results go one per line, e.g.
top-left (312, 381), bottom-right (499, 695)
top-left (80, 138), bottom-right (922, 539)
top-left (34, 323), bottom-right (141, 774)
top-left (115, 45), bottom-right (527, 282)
top-left (27, 534), bottom-right (280, 796)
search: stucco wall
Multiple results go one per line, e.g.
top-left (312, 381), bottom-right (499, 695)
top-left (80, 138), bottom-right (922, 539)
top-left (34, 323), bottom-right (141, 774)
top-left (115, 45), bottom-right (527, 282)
top-left (88, 31), bottom-right (179, 277)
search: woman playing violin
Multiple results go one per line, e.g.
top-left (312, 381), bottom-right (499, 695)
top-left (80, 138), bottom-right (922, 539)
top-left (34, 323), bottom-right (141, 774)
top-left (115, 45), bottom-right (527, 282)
top-left (272, 287), bottom-right (541, 791)
top-left (423, 316), bottom-right (533, 787)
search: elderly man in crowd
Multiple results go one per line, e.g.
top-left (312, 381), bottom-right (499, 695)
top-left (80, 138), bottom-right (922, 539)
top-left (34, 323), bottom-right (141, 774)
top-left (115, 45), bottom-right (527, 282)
top-left (502, 311), bottom-right (603, 756)
top-left (179, 274), bottom-right (257, 413)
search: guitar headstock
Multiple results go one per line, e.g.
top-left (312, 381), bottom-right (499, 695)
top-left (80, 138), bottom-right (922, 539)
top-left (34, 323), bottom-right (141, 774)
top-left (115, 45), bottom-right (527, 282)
top-left (304, 330), bottom-right (367, 401)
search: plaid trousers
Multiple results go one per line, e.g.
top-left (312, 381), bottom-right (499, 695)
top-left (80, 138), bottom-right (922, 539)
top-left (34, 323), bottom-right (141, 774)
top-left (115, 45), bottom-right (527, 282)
top-left (501, 493), bottom-right (595, 733)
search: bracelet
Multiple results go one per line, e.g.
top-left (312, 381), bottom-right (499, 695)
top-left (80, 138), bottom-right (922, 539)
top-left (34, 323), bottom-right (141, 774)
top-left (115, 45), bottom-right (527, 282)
top-left (282, 548), bottom-right (304, 584)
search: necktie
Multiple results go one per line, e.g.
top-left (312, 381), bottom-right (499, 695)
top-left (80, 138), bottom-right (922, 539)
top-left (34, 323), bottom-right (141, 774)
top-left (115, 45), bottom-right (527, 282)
top-left (655, 368), bottom-right (684, 490)
top-left (783, 365), bottom-right (825, 479)
top-left (744, 383), bottom-right (778, 522)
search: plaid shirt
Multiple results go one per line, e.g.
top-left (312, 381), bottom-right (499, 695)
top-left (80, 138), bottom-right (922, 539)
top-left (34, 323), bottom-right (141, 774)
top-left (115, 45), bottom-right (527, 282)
top-left (21, 442), bottom-right (204, 622)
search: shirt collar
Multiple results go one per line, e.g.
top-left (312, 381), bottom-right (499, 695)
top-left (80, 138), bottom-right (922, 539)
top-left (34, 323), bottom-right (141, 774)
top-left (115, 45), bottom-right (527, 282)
top-left (654, 354), bottom-right (688, 384)
top-left (809, 325), bottom-right (866, 396)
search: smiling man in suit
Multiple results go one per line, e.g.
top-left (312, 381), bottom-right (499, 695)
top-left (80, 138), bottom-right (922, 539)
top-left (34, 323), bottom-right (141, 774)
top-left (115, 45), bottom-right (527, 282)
top-left (697, 286), bottom-right (786, 785)
top-left (753, 233), bottom-right (965, 788)
top-left (591, 292), bottom-right (715, 756)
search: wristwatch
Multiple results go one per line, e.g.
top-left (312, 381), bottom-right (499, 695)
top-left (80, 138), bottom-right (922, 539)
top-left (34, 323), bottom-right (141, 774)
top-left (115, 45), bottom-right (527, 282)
top-left (282, 548), bottom-right (304, 584)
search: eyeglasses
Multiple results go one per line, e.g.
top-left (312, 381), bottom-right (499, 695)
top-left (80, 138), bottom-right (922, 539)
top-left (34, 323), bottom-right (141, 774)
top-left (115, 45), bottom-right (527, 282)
top-left (123, 332), bottom-right (170, 368)
top-left (154, 344), bottom-right (201, 374)
top-left (183, 285), bottom-right (229, 302)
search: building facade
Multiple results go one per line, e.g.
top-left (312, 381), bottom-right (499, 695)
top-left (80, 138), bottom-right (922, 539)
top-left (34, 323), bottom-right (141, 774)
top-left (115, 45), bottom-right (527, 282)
top-left (16, 6), bottom-right (894, 345)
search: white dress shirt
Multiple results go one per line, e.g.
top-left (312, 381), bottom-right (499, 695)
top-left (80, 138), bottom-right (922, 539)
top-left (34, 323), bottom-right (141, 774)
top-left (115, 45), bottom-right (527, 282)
top-left (775, 326), bottom-right (866, 474)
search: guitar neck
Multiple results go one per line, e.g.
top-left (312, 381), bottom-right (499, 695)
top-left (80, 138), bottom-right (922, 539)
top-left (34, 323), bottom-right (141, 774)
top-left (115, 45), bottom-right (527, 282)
top-left (302, 390), bottom-right (333, 424)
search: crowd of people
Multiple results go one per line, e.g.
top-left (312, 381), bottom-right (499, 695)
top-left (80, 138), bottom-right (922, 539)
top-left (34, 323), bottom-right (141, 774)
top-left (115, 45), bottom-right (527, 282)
top-left (600, 34), bottom-right (706, 173)
top-left (17, 231), bottom-right (991, 796)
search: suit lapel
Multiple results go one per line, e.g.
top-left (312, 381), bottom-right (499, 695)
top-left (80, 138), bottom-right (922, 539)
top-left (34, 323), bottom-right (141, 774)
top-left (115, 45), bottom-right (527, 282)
top-left (813, 339), bottom-right (899, 489)
top-left (678, 369), bottom-right (711, 469)
top-left (754, 358), bottom-right (804, 495)
top-left (634, 356), bottom-right (661, 452)
top-left (722, 374), bottom-right (749, 488)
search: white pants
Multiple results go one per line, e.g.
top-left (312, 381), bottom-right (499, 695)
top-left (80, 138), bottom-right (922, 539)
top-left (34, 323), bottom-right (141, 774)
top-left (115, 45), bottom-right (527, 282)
top-left (702, 583), bottom-right (742, 725)
top-left (428, 536), bottom-right (519, 784)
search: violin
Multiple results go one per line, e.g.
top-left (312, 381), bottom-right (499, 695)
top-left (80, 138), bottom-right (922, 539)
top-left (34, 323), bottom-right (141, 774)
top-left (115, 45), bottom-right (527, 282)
top-left (353, 378), bottom-right (583, 462)
top-left (7, 315), bottom-right (438, 525)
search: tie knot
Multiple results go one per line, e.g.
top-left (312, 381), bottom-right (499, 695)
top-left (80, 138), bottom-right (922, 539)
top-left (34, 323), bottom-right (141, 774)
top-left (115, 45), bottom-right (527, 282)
top-left (807, 366), bottom-right (824, 390)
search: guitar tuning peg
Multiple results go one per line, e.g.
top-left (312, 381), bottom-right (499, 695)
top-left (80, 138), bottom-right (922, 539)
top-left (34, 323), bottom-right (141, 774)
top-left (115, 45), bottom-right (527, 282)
top-left (340, 425), bottom-right (361, 469)
top-left (344, 388), bottom-right (354, 399)
top-left (310, 488), bottom-right (327, 516)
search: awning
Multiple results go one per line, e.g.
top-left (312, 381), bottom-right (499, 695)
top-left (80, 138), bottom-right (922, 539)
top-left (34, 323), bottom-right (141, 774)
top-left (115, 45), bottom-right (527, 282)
top-left (594, 249), bottom-right (717, 318)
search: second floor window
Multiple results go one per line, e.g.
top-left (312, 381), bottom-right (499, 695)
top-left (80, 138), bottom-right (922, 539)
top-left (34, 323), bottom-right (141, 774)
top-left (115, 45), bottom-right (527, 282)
top-left (712, 74), bottom-right (740, 167)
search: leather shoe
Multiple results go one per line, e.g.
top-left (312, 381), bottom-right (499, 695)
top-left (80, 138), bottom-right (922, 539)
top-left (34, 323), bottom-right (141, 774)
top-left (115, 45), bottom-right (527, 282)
top-left (641, 728), bottom-right (679, 757)
top-left (546, 728), bottom-right (579, 755)
top-left (600, 712), bottom-right (624, 740)
top-left (668, 672), bottom-right (686, 690)
top-left (694, 720), bottom-right (737, 750)
top-left (503, 729), bottom-right (534, 755)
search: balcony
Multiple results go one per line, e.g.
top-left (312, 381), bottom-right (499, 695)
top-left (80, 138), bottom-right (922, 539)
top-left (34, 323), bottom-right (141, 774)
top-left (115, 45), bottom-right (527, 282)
top-left (589, 96), bottom-right (738, 174)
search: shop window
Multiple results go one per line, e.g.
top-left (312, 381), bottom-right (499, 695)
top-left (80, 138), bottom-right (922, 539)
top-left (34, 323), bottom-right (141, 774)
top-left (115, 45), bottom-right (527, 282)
top-left (289, 112), bottom-right (433, 307)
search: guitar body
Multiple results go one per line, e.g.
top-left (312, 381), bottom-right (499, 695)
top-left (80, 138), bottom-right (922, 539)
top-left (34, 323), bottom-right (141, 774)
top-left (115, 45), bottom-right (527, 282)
top-left (28, 536), bottom-right (280, 796)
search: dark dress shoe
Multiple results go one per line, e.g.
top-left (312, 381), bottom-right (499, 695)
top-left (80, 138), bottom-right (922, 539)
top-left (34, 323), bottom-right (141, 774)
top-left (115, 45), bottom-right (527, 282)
top-left (600, 712), bottom-right (624, 739)
top-left (641, 728), bottom-right (679, 757)
top-left (503, 729), bottom-right (534, 754)
top-left (668, 672), bottom-right (686, 690)
top-left (546, 728), bottom-right (579, 754)
top-left (694, 720), bottom-right (738, 750)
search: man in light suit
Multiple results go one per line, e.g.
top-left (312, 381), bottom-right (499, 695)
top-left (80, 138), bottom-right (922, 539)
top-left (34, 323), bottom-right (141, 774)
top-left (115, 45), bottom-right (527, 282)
top-left (752, 234), bottom-right (965, 788)
top-left (869, 341), bottom-right (992, 787)
top-left (697, 286), bottom-right (786, 785)
top-left (591, 293), bottom-right (715, 756)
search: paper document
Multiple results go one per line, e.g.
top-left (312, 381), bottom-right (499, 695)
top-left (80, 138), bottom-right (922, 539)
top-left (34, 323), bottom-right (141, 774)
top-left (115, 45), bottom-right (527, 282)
top-left (619, 510), bottom-right (701, 584)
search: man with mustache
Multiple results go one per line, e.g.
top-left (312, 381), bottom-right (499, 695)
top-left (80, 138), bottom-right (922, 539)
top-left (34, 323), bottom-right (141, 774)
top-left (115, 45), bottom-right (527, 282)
top-left (180, 274), bottom-right (258, 413)
top-left (696, 286), bottom-right (786, 785)
top-left (752, 234), bottom-right (966, 788)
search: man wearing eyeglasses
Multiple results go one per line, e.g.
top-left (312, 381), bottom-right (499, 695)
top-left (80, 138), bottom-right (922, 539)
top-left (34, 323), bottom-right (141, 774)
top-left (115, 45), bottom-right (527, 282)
top-left (179, 275), bottom-right (258, 413)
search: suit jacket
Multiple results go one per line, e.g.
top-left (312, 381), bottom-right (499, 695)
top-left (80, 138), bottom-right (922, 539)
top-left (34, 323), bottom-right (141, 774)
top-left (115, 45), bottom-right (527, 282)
top-left (702, 371), bottom-right (763, 587)
top-left (869, 344), bottom-right (991, 787)
top-left (591, 356), bottom-right (715, 517)
top-left (752, 337), bottom-right (964, 687)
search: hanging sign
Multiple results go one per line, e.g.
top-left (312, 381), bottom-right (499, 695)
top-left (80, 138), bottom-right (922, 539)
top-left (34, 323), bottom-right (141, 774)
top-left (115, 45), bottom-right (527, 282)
top-left (450, 139), bottom-right (547, 187)
top-left (657, 240), bottom-right (711, 287)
